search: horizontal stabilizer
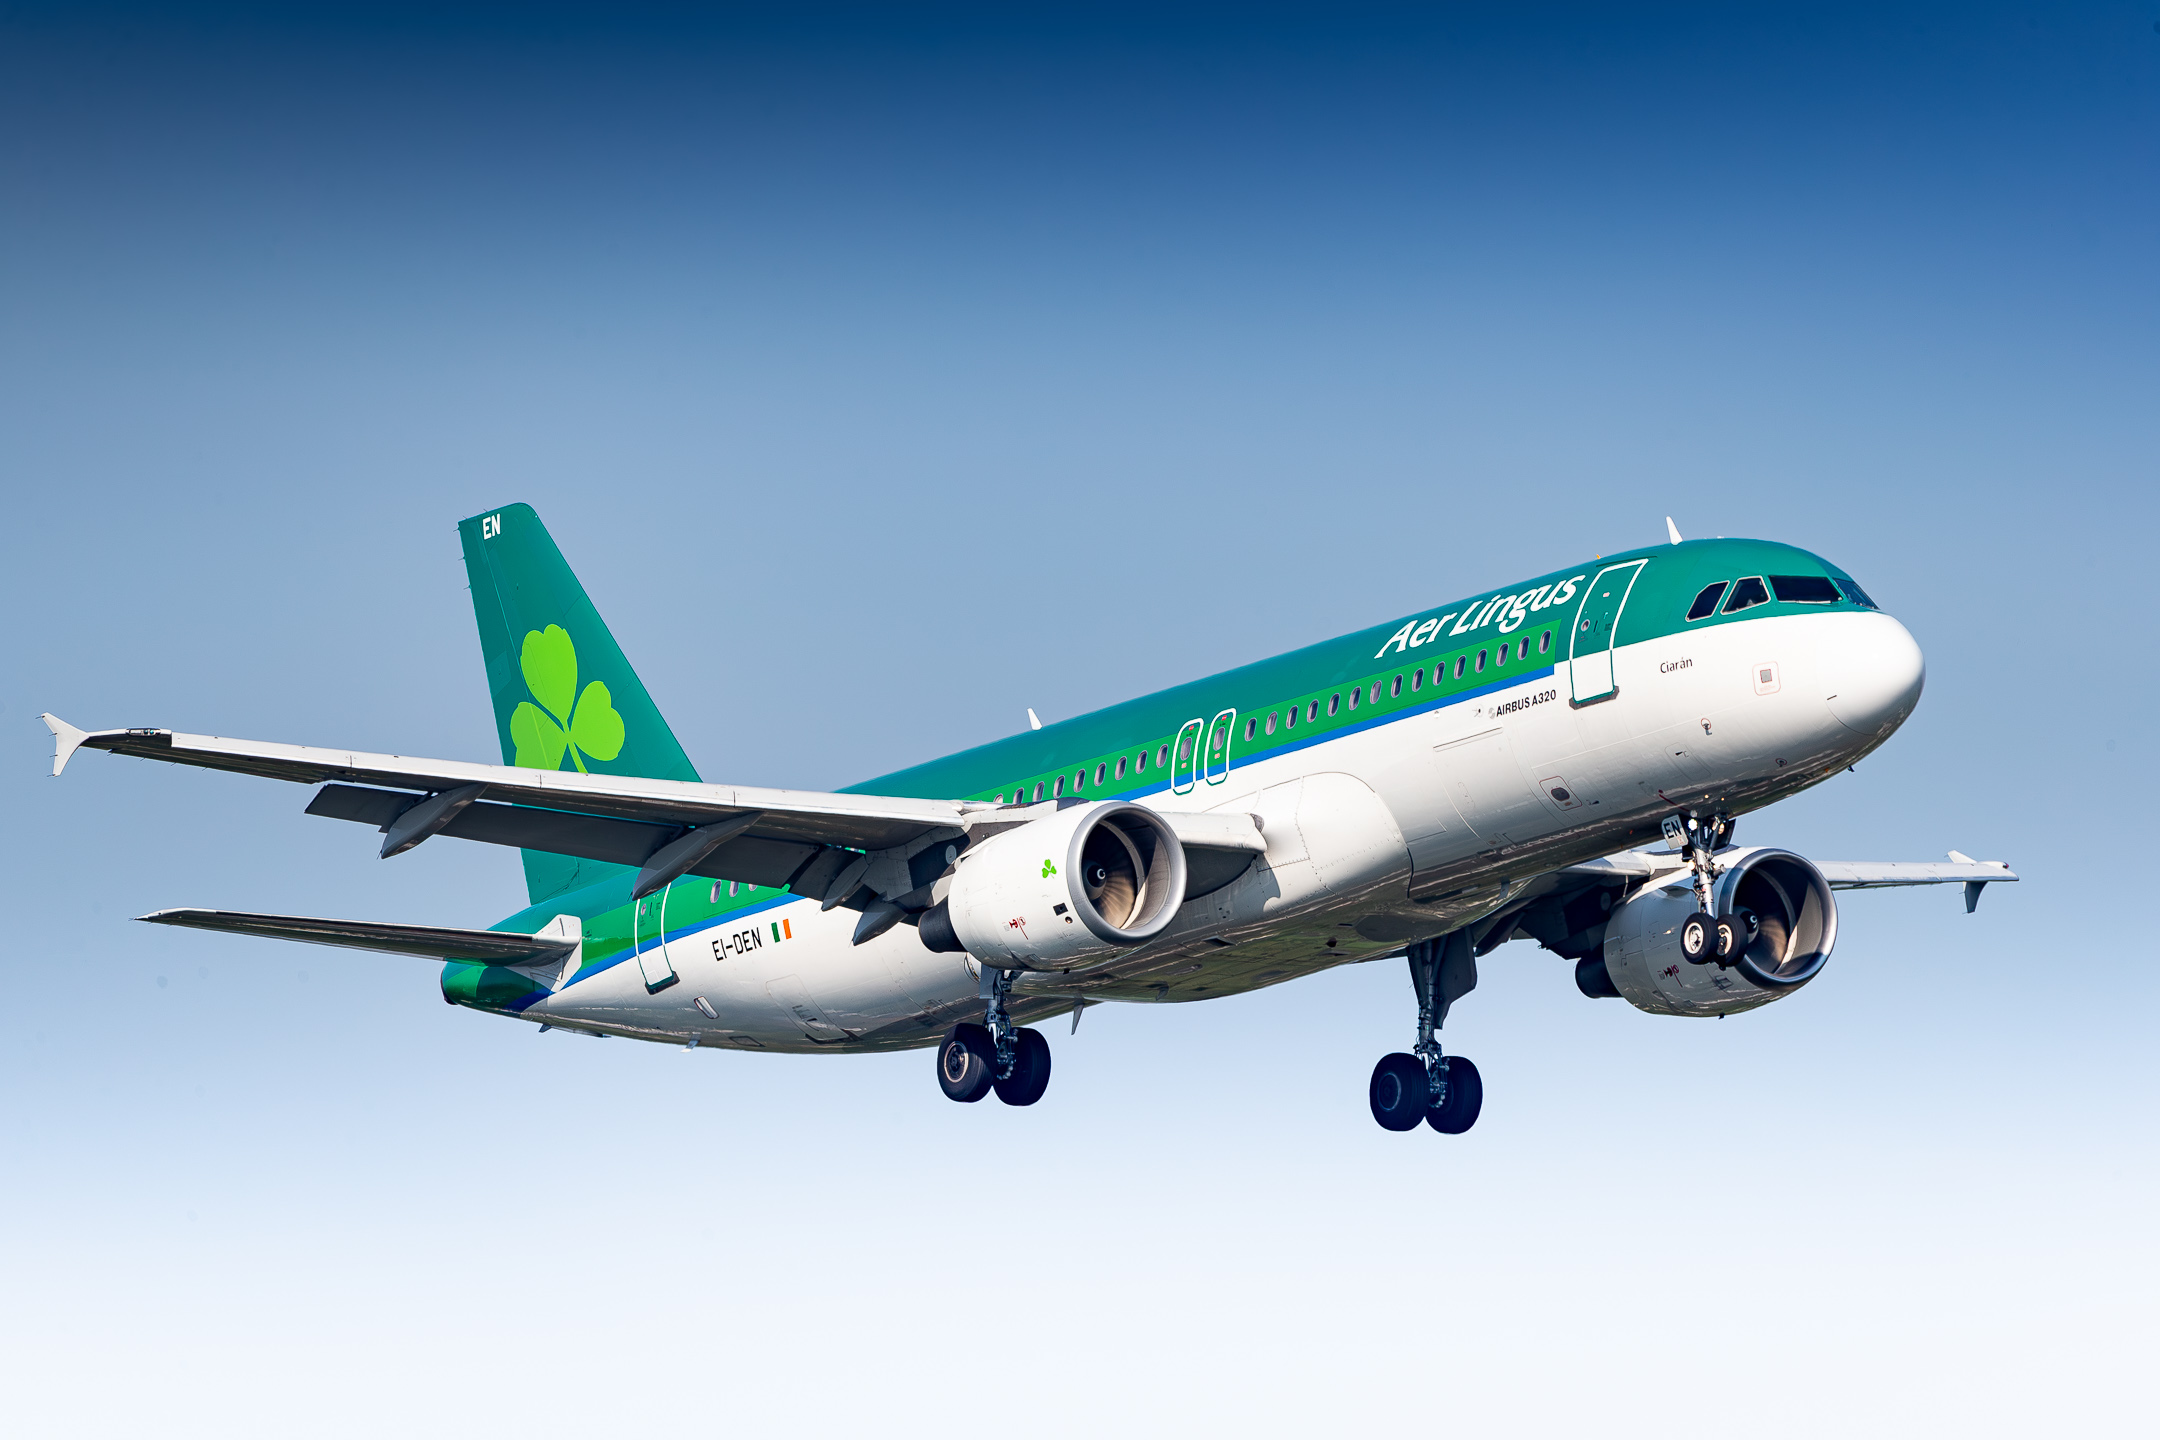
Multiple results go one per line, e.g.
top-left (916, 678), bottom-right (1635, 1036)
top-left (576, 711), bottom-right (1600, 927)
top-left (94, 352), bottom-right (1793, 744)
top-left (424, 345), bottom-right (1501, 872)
top-left (138, 908), bottom-right (578, 964)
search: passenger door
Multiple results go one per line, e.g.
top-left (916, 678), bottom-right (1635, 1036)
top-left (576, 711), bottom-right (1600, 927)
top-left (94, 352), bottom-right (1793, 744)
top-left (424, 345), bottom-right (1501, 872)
top-left (1567, 559), bottom-right (1650, 705)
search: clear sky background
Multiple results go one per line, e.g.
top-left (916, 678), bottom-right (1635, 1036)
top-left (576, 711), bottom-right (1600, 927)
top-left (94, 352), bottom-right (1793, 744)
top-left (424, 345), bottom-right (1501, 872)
top-left (2, 4), bottom-right (2154, 1434)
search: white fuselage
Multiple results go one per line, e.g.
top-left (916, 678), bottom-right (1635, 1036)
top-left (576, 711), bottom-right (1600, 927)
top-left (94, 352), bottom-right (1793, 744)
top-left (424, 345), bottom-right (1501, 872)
top-left (520, 609), bottom-right (1924, 1051)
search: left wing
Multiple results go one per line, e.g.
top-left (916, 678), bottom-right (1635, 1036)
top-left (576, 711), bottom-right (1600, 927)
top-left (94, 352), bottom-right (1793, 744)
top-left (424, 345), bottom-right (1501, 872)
top-left (43, 716), bottom-right (1266, 913)
top-left (45, 713), bottom-right (979, 903)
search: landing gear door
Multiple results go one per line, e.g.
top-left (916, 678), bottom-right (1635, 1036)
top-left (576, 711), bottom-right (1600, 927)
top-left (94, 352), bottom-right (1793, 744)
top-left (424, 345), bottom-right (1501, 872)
top-left (633, 888), bottom-right (679, 993)
top-left (1567, 559), bottom-right (1650, 706)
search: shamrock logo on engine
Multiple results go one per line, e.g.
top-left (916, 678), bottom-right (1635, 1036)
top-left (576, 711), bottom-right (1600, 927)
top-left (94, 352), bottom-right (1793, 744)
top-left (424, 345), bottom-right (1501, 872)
top-left (509, 625), bottom-right (625, 772)
top-left (1041, 859), bottom-right (1057, 878)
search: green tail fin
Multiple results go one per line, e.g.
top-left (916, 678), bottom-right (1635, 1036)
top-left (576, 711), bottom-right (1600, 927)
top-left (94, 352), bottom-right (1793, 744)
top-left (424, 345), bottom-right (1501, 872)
top-left (458, 503), bottom-right (700, 905)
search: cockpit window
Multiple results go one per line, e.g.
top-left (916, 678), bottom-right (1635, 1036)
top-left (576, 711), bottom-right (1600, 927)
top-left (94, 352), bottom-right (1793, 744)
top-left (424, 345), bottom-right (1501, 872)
top-left (1686, 582), bottom-right (1727, 621)
top-left (1836, 578), bottom-right (1878, 610)
top-left (1770, 575), bottom-right (1840, 604)
top-left (1721, 576), bottom-right (1770, 614)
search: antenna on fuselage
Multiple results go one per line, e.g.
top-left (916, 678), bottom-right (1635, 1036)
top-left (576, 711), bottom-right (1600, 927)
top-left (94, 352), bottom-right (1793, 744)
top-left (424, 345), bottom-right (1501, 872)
top-left (1027, 708), bottom-right (1043, 731)
top-left (1665, 516), bottom-right (1683, 545)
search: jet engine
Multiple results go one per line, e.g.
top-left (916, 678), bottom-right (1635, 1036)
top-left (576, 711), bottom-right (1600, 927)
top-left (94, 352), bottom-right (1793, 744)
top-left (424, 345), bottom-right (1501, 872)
top-left (917, 802), bottom-right (1187, 970)
top-left (1586, 847), bottom-right (1838, 1016)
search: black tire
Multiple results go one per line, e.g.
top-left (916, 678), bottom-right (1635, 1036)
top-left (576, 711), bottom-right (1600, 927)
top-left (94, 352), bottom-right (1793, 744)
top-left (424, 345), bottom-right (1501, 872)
top-left (993, 1028), bottom-right (1053, 1106)
top-left (1427, 1055), bottom-right (1483, 1134)
top-left (1680, 911), bottom-right (1716, 964)
top-left (1713, 912), bottom-right (1744, 964)
top-left (936, 1024), bottom-right (996, 1103)
top-left (1368, 1052), bottom-right (1430, 1131)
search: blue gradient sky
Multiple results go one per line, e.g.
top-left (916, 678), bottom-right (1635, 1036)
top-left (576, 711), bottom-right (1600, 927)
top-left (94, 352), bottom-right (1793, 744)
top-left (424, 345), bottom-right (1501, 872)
top-left (3, 5), bottom-right (2155, 1435)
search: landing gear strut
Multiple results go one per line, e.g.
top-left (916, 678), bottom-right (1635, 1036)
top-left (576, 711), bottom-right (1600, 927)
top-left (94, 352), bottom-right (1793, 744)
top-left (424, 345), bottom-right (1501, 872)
top-left (936, 964), bottom-right (1052, 1107)
top-left (1665, 811), bottom-right (1741, 965)
top-left (1369, 932), bottom-right (1484, 1134)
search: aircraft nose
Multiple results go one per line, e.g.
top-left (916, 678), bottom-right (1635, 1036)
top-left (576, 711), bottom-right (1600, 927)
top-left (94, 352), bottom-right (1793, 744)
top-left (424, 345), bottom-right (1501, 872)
top-left (1825, 613), bottom-right (1925, 739)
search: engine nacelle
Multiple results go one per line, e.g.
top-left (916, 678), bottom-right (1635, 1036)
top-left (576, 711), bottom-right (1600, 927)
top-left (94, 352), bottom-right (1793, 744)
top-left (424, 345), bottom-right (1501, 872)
top-left (928, 802), bottom-right (1187, 970)
top-left (1591, 847), bottom-right (1838, 1016)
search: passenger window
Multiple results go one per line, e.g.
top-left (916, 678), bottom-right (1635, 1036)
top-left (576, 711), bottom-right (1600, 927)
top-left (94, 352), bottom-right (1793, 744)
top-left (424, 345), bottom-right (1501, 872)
top-left (1033, 781), bottom-right (1045, 802)
top-left (1771, 574), bottom-right (1840, 604)
top-left (1244, 717), bottom-right (1258, 741)
top-left (1264, 712), bottom-right (1277, 735)
top-left (1135, 750), bottom-right (1148, 774)
top-left (1687, 582), bottom-right (1728, 620)
top-left (1837, 578), bottom-right (1878, 610)
top-left (1494, 643), bottom-right (1508, 668)
top-left (1369, 683), bottom-right (1381, 705)
top-left (1308, 700), bottom-right (1319, 722)
top-left (1390, 674), bottom-right (1402, 698)
top-left (1538, 630), bottom-right (1551, 654)
top-left (1722, 576), bottom-right (1771, 613)
top-left (1285, 705), bottom-right (1298, 729)
top-left (1453, 655), bottom-right (1465, 679)
top-left (1094, 763), bottom-right (1107, 785)
top-left (1410, 668), bottom-right (1423, 690)
top-left (1114, 757), bottom-right (1127, 780)
top-left (1475, 649), bottom-right (1486, 672)
top-left (1348, 688), bottom-right (1360, 709)
top-left (1328, 694), bottom-right (1340, 716)
top-left (1053, 775), bottom-right (1064, 797)
top-left (1074, 770), bottom-right (1085, 791)
top-left (1157, 744), bottom-right (1170, 768)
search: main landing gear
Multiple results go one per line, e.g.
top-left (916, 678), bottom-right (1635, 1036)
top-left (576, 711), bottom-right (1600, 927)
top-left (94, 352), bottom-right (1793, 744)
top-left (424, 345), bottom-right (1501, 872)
top-left (936, 965), bottom-right (1052, 1107)
top-left (1665, 812), bottom-right (1746, 967)
top-left (1370, 932), bottom-right (1484, 1135)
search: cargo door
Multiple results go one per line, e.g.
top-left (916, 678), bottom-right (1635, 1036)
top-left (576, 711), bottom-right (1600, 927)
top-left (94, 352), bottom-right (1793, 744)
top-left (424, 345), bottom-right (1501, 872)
top-left (1567, 559), bottom-right (1650, 705)
top-left (1435, 728), bottom-right (1549, 848)
top-left (766, 974), bottom-right (848, 1043)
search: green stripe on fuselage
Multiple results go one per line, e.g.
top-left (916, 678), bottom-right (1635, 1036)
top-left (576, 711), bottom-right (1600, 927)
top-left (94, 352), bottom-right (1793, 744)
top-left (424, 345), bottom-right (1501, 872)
top-left (455, 536), bottom-right (1868, 1012)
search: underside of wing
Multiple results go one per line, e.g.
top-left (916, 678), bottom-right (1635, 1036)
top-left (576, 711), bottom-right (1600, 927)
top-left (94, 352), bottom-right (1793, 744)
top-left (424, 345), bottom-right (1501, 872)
top-left (47, 716), bottom-right (981, 897)
top-left (139, 908), bottom-right (576, 963)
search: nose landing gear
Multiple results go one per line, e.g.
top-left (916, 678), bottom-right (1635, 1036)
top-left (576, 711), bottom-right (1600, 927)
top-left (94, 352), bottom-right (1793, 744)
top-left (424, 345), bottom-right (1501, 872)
top-left (936, 964), bottom-right (1053, 1107)
top-left (1665, 811), bottom-right (1742, 966)
top-left (1369, 932), bottom-right (1484, 1135)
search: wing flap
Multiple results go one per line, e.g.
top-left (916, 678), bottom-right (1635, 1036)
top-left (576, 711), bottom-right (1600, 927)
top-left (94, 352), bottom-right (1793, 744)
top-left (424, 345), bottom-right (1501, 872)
top-left (138, 908), bottom-right (576, 963)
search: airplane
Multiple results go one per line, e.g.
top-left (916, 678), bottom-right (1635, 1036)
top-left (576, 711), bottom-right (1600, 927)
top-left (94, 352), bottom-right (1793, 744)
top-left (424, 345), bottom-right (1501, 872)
top-left (42, 504), bottom-right (2015, 1133)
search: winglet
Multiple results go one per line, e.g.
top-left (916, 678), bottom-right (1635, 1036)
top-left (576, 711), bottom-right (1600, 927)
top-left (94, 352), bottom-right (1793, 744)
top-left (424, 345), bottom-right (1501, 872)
top-left (40, 714), bottom-right (91, 777)
top-left (1027, 708), bottom-right (1043, 731)
top-left (1665, 516), bottom-right (1683, 545)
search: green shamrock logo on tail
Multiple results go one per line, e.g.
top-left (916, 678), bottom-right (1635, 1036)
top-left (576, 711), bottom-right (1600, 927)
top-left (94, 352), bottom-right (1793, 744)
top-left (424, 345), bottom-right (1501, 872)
top-left (510, 625), bottom-right (625, 772)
